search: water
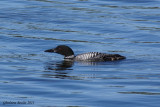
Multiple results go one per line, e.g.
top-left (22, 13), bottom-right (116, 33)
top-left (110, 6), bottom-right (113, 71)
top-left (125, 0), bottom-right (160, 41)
top-left (0, 0), bottom-right (160, 107)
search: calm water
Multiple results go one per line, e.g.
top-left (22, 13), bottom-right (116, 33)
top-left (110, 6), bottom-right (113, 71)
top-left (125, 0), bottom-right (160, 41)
top-left (0, 0), bottom-right (160, 107)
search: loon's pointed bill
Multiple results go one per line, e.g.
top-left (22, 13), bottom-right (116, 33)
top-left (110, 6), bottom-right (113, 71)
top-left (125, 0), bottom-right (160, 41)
top-left (44, 48), bottom-right (56, 53)
top-left (44, 45), bottom-right (126, 61)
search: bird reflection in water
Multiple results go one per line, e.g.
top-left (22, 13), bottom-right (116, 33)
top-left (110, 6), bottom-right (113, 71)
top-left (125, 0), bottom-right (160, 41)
top-left (43, 60), bottom-right (76, 79)
top-left (45, 60), bottom-right (74, 71)
top-left (43, 59), bottom-right (124, 79)
top-left (43, 60), bottom-right (103, 79)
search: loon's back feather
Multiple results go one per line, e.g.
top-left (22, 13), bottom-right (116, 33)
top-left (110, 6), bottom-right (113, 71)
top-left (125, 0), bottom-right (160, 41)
top-left (75, 52), bottom-right (100, 61)
top-left (75, 52), bottom-right (125, 61)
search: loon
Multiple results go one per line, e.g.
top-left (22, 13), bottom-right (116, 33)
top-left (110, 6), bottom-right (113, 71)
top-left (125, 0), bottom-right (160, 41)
top-left (44, 45), bottom-right (126, 61)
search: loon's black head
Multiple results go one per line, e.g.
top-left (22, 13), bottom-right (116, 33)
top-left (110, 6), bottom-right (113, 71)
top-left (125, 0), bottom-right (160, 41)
top-left (45, 45), bottom-right (74, 57)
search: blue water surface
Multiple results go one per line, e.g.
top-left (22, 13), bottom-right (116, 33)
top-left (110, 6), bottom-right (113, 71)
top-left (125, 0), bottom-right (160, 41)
top-left (0, 0), bottom-right (160, 107)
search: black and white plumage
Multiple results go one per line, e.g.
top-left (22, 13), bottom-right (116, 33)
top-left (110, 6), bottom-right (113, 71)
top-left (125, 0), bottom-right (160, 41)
top-left (45, 45), bottom-right (126, 61)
